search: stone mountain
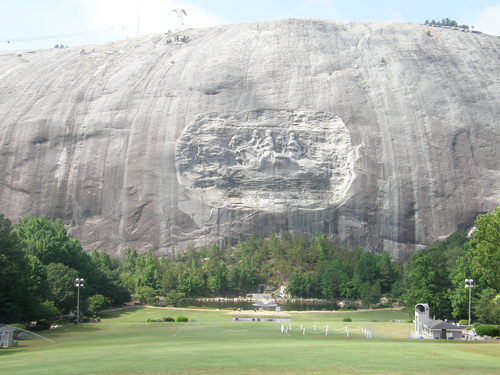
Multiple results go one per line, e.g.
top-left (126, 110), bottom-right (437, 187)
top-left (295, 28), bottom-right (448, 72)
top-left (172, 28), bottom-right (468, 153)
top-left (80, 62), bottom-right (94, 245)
top-left (0, 19), bottom-right (498, 258)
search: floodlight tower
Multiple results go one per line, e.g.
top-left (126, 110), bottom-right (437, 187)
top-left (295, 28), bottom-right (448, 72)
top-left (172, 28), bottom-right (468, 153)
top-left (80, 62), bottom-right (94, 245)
top-left (75, 278), bottom-right (84, 324)
top-left (464, 279), bottom-right (475, 325)
top-left (173, 9), bottom-right (187, 30)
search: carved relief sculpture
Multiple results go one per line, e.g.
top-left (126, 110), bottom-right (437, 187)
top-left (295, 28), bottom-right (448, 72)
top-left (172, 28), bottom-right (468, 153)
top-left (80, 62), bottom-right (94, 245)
top-left (176, 110), bottom-right (354, 211)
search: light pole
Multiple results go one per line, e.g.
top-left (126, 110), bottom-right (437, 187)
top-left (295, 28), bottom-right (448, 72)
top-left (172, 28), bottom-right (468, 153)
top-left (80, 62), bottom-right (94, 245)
top-left (75, 278), bottom-right (84, 324)
top-left (464, 278), bottom-right (474, 325)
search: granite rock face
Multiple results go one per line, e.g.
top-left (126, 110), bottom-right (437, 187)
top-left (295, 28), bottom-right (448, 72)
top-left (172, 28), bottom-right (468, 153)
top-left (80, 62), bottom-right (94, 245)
top-left (0, 19), bottom-right (498, 258)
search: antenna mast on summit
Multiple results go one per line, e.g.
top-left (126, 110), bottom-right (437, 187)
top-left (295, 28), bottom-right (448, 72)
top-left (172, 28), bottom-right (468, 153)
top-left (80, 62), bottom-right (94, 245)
top-left (173, 9), bottom-right (187, 30)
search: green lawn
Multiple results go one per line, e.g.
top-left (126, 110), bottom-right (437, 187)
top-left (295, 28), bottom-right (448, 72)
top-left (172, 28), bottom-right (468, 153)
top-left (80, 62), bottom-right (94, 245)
top-left (2, 307), bottom-right (499, 375)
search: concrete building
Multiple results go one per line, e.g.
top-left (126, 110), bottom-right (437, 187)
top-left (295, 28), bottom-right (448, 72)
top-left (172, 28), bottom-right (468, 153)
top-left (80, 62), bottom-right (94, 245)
top-left (413, 303), bottom-right (464, 339)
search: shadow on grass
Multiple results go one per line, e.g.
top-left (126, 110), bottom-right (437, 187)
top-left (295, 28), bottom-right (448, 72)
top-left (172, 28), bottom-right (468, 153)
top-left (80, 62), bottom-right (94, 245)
top-left (99, 305), bottom-right (143, 320)
top-left (0, 348), bottom-right (26, 356)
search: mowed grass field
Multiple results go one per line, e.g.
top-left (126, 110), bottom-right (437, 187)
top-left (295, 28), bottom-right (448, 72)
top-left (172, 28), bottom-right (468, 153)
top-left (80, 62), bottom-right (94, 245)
top-left (2, 307), bottom-right (499, 375)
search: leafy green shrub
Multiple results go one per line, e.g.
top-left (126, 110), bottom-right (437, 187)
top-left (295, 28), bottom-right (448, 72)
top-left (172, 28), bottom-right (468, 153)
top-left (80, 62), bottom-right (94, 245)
top-left (133, 286), bottom-right (157, 305)
top-left (165, 291), bottom-right (185, 307)
top-left (37, 301), bottom-right (58, 320)
top-left (147, 318), bottom-right (162, 322)
top-left (342, 317), bottom-right (352, 322)
top-left (162, 317), bottom-right (175, 322)
top-left (176, 316), bottom-right (189, 322)
top-left (475, 325), bottom-right (499, 337)
top-left (459, 319), bottom-right (469, 326)
top-left (85, 294), bottom-right (109, 316)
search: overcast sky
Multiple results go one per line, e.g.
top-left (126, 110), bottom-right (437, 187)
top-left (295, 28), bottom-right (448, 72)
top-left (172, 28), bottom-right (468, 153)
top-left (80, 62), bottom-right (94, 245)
top-left (1, 0), bottom-right (499, 50)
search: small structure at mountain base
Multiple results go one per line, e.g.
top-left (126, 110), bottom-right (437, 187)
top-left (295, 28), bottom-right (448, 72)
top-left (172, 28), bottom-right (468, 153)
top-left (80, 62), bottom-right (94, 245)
top-left (248, 293), bottom-right (280, 312)
top-left (0, 326), bottom-right (16, 348)
top-left (411, 303), bottom-right (464, 339)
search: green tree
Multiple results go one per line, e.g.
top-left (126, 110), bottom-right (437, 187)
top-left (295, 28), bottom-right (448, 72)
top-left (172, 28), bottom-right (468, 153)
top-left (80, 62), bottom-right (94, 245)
top-left (123, 249), bottom-right (162, 293)
top-left (159, 260), bottom-right (180, 294)
top-left (85, 294), bottom-right (109, 316)
top-left (15, 217), bottom-right (73, 265)
top-left (317, 259), bottom-right (349, 299)
top-left (45, 263), bottom-right (79, 314)
top-left (287, 272), bottom-right (317, 298)
top-left (339, 280), bottom-right (357, 299)
top-left (474, 288), bottom-right (500, 325)
top-left (448, 256), bottom-right (472, 319)
top-left (177, 269), bottom-right (203, 297)
top-left (359, 281), bottom-right (381, 307)
top-left (353, 252), bottom-right (378, 286)
top-left (468, 208), bottom-right (500, 290)
top-left (404, 251), bottom-right (451, 318)
top-left (228, 241), bottom-right (261, 293)
top-left (88, 250), bottom-right (130, 304)
top-left (376, 252), bottom-right (397, 294)
top-left (37, 300), bottom-right (59, 320)
top-left (133, 286), bottom-right (157, 304)
top-left (0, 214), bottom-right (38, 322)
top-left (205, 259), bottom-right (228, 295)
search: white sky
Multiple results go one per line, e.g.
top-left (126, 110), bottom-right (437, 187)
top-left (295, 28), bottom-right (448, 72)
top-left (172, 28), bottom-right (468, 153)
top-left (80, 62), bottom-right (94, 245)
top-left (0, 0), bottom-right (499, 50)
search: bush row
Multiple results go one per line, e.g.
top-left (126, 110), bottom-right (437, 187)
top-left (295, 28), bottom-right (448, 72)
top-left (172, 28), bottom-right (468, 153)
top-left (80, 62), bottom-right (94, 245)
top-left (147, 316), bottom-right (188, 323)
top-left (475, 325), bottom-right (499, 337)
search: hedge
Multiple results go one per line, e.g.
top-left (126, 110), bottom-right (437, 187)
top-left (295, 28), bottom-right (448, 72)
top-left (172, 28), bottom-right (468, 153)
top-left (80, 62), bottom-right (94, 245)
top-left (475, 325), bottom-right (499, 337)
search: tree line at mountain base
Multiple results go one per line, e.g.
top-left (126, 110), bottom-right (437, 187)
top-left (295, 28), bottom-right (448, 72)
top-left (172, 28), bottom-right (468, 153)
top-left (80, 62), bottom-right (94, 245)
top-left (1, 208), bottom-right (498, 327)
